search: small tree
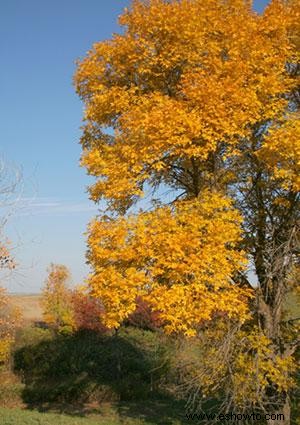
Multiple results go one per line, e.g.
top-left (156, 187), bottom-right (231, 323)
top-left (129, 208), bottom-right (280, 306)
top-left (0, 288), bottom-right (21, 365)
top-left (42, 264), bottom-right (74, 332)
top-left (0, 160), bottom-right (22, 365)
top-left (0, 243), bottom-right (19, 366)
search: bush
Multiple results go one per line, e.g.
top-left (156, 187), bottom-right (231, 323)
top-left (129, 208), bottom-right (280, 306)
top-left (0, 287), bottom-right (21, 366)
top-left (14, 326), bottom-right (54, 350)
top-left (13, 326), bottom-right (175, 405)
top-left (71, 289), bottom-right (108, 333)
top-left (0, 368), bottom-right (24, 407)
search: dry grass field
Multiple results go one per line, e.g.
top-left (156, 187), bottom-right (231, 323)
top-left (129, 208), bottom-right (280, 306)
top-left (9, 294), bottom-right (43, 324)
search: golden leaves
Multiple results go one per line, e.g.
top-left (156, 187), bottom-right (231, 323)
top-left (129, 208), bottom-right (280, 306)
top-left (0, 287), bottom-right (21, 363)
top-left (86, 193), bottom-right (250, 333)
top-left (42, 264), bottom-right (75, 331)
top-left (74, 0), bottom-right (298, 210)
top-left (258, 114), bottom-right (300, 191)
top-left (75, 0), bottom-right (298, 336)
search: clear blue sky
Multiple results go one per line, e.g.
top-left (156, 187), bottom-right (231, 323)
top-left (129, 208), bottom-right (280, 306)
top-left (0, 0), bottom-right (269, 293)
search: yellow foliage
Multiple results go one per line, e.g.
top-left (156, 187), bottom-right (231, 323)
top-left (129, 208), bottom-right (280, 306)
top-left (258, 115), bottom-right (300, 191)
top-left (42, 264), bottom-right (75, 331)
top-left (230, 329), bottom-right (297, 409)
top-left (0, 241), bottom-right (19, 363)
top-left (74, 3), bottom-right (300, 414)
top-left (177, 323), bottom-right (297, 409)
top-left (0, 287), bottom-right (21, 364)
top-left (87, 192), bottom-right (251, 333)
top-left (75, 0), bottom-right (299, 210)
top-left (75, 0), bottom-right (299, 346)
top-left (0, 337), bottom-right (13, 363)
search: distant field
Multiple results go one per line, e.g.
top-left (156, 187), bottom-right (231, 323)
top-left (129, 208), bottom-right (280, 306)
top-left (9, 294), bottom-right (43, 323)
top-left (8, 292), bottom-right (299, 324)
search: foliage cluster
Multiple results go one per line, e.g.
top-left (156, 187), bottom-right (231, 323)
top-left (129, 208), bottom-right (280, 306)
top-left (42, 263), bottom-right (165, 334)
top-left (42, 264), bottom-right (75, 333)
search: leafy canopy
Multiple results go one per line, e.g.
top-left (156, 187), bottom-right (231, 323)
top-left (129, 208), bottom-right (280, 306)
top-left (75, 0), bottom-right (299, 335)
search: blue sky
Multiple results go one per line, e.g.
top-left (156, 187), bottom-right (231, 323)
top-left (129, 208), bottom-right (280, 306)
top-left (1, 0), bottom-right (269, 293)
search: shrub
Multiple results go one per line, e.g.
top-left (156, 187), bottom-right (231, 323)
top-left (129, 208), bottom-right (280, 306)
top-left (13, 326), bottom-right (174, 404)
top-left (14, 326), bottom-right (54, 350)
top-left (71, 288), bottom-right (108, 333)
top-left (0, 287), bottom-right (21, 366)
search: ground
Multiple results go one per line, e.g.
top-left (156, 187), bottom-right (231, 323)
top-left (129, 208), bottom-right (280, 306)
top-left (4, 293), bottom-right (299, 425)
top-left (0, 401), bottom-right (189, 425)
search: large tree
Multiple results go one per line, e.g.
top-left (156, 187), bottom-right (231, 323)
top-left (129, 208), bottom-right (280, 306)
top-left (75, 0), bottom-right (299, 423)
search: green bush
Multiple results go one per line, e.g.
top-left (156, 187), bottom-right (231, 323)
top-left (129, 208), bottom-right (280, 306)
top-left (13, 327), bottom-right (175, 406)
top-left (14, 326), bottom-right (54, 350)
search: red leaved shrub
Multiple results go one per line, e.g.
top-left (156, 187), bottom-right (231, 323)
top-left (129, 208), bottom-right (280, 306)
top-left (71, 289), bottom-right (108, 333)
top-left (125, 297), bottom-right (164, 331)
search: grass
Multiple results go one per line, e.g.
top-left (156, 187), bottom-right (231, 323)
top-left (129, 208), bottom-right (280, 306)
top-left (1, 326), bottom-right (188, 424)
top-left (0, 401), bottom-right (189, 425)
top-left (0, 407), bottom-right (116, 425)
top-left (4, 296), bottom-right (299, 424)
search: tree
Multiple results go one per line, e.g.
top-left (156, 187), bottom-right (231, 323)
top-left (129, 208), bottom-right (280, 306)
top-left (74, 0), bottom-right (299, 423)
top-left (42, 264), bottom-right (75, 332)
top-left (0, 160), bottom-right (20, 365)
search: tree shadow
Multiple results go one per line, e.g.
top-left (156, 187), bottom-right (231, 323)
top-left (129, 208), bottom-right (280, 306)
top-left (13, 328), bottom-right (188, 423)
top-left (115, 399), bottom-right (189, 425)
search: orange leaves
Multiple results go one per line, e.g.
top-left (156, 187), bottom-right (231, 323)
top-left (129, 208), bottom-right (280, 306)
top-left (258, 115), bottom-right (300, 191)
top-left (75, 0), bottom-right (298, 339)
top-left (74, 0), bottom-right (299, 211)
top-left (86, 193), bottom-right (250, 334)
top-left (0, 241), bottom-right (15, 270)
top-left (0, 287), bottom-right (21, 364)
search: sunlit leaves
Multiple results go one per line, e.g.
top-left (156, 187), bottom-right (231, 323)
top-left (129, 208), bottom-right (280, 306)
top-left (75, 0), bottom-right (298, 343)
top-left (87, 193), bottom-right (250, 333)
top-left (42, 264), bottom-right (75, 332)
top-left (0, 287), bottom-right (20, 364)
top-left (258, 115), bottom-right (300, 191)
top-left (75, 0), bottom-right (299, 210)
